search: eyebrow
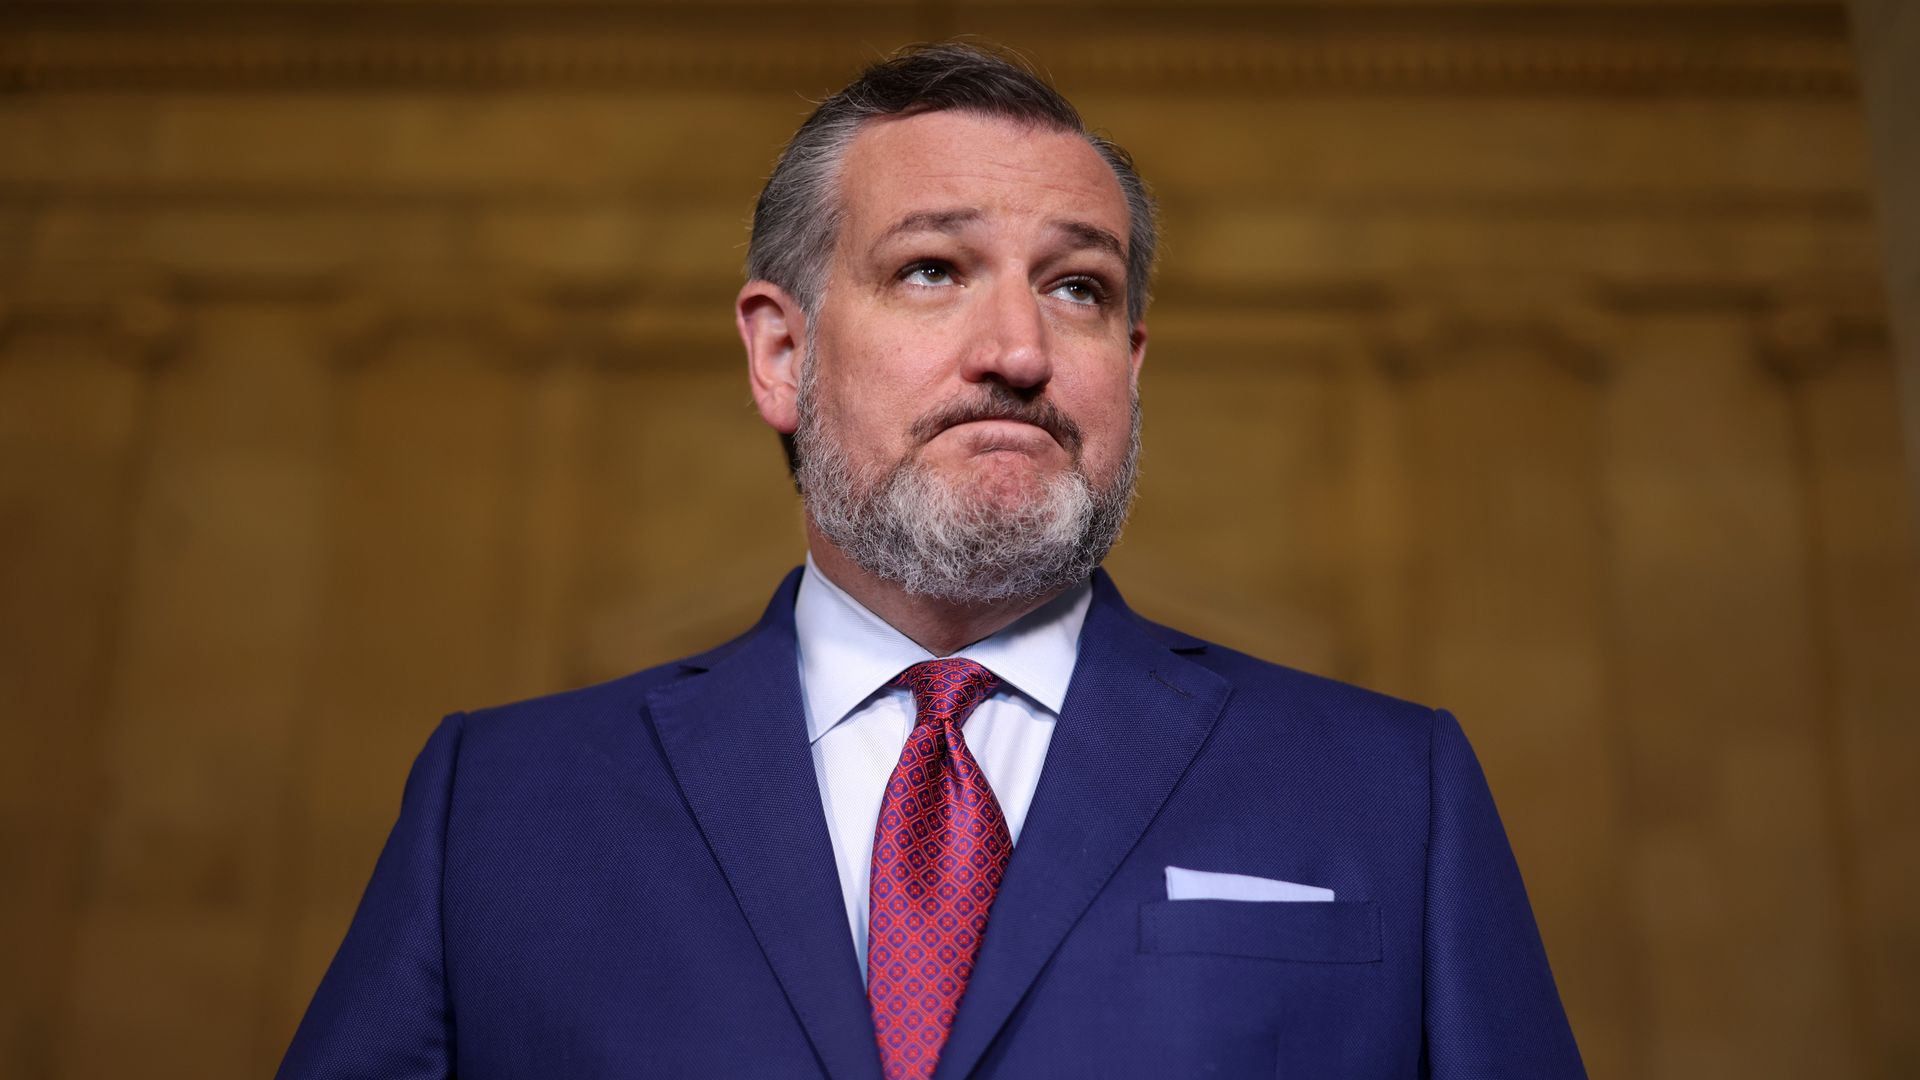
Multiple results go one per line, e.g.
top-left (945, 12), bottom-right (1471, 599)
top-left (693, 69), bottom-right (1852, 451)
top-left (869, 208), bottom-right (985, 257)
top-left (867, 209), bottom-right (1128, 267)
top-left (1052, 219), bottom-right (1127, 265)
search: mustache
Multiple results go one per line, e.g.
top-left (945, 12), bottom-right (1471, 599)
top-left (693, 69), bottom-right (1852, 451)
top-left (908, 384), bottom-right (1083, 454)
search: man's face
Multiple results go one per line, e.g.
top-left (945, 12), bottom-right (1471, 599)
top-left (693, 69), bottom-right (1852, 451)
top-left (803, 109), bottom-right (1145, 522)
top-left (767, 109), bottom-right (1146, 603)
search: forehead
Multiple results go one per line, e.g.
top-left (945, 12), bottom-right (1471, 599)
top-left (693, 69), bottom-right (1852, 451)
top-left (834, 110), bottom-right (1130, 250)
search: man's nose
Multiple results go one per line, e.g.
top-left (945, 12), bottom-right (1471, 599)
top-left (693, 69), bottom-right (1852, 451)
top-left (959, 277), bottom-right (1052, 391)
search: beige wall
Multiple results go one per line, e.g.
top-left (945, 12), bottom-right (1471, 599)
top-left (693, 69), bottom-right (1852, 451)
top-left (3, 3), bottom-right (1916, 1078)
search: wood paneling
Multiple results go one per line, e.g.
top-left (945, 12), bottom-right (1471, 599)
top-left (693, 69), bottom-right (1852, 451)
top-left (1604, 315), bottom-right (1861, 1078)
top-left (0, 328), bottom-right (146, 1078)
top-left (1799, 352), bottom-right (1920, 1077)
top-left (54, 300), bottom-right (333, 1076)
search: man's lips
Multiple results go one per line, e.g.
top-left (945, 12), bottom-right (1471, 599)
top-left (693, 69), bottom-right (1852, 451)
top-left (908, 388), bottom-right (1082, 454)
top-left (938, 418), bottom-right (1061, 452)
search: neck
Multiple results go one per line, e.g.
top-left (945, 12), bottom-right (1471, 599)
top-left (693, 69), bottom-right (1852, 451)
top-left (805, 522), bottom-right (1066, 656)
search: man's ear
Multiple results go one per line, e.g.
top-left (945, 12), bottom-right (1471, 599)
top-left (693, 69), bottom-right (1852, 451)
top-left (1129, 320), bottom-right (1149, 382)
top-left (738, 280), bottom-right (806, 435)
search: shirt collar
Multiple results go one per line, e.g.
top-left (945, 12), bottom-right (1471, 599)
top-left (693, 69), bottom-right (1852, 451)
top-left (793, 554), bottom-right (1092, 745)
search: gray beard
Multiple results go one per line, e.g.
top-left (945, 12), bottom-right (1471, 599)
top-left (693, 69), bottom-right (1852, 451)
top-left (793, 369), bottom-right (1140, 607)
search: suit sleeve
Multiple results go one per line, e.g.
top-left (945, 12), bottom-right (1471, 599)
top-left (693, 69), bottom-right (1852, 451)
top-left (277, 713), bottom-right (465, 1080)
top-left (1423, 708), bottom-right (1586, 1079)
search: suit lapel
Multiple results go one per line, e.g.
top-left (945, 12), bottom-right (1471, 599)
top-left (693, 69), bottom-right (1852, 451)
top-left (646, 569), bottom-right (883, 1080)
top-left (934, 572), bottom-right (1231, 1080)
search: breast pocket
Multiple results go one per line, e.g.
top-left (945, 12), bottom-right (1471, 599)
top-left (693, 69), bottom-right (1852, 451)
top-left (1138, 899), bottom-right (1381, 963)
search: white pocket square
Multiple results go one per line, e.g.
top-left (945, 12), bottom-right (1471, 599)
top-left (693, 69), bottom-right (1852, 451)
top-left (1165, 865), bottom-right (1335, 902)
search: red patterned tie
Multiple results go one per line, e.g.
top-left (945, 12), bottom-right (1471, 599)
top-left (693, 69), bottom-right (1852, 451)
top-left (867, 658), bottom-right (1012, 1080)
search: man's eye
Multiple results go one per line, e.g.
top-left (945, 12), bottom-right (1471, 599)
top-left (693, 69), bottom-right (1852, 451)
top-left (902, 264), bottom-right (955, 287)
top-left (1050, 279), bottom-right (1103, 306)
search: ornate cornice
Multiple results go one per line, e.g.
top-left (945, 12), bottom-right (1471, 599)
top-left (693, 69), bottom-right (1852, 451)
top-left (0, 3), bottom-right (1856, 96)
top-left (1, 269), bottom-right (1887, 380)
top-left (1751, 294), bottom-right (1894, 379)
top-left (0, 278), bottom-right (189, 365)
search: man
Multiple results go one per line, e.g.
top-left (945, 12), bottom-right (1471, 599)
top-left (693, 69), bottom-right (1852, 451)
top-left (280, 43), bottom-right (1585, 1080)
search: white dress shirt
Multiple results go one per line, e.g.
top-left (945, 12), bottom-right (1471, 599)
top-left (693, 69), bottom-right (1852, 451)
top-left (794, 556), bottom-right (1092, 975)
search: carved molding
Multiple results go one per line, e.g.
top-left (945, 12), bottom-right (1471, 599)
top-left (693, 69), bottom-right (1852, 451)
top-left (0, 277), bottom-right (188, 366)
top-left (1752, 293), bottom-right (1895, 380)
top-left (1363, 279), bottom-right (1621, 381)
top-left (0, 2), bottom-right (1856, 96)
top-left (2, 269), bottom-right (1889, 381)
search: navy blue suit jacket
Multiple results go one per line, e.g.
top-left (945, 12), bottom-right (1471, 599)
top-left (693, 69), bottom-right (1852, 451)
top-left (280, 569), bottom-right (1584, 1078)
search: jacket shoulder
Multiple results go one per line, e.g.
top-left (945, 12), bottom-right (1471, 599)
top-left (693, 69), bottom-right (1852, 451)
top-left (453, 625), bottom-right (756, 743)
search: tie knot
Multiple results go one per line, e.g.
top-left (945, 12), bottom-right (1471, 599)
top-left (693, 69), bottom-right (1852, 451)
top-left (892, 658), bottom-right (999, 728)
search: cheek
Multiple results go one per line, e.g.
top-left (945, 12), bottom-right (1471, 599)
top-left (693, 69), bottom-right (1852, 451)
top-left (815, 361), bottom-right (923, 454)
top-left (820, 336), bottom-right (947, 428)
top-left (1071, 392), bottom-right (1139, 474)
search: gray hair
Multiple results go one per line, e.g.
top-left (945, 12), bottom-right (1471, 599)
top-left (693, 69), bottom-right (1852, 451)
top-left (746, 41), bottom-right (1159, 326)
top-left (794, 366), bottom-right (1142, 605)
